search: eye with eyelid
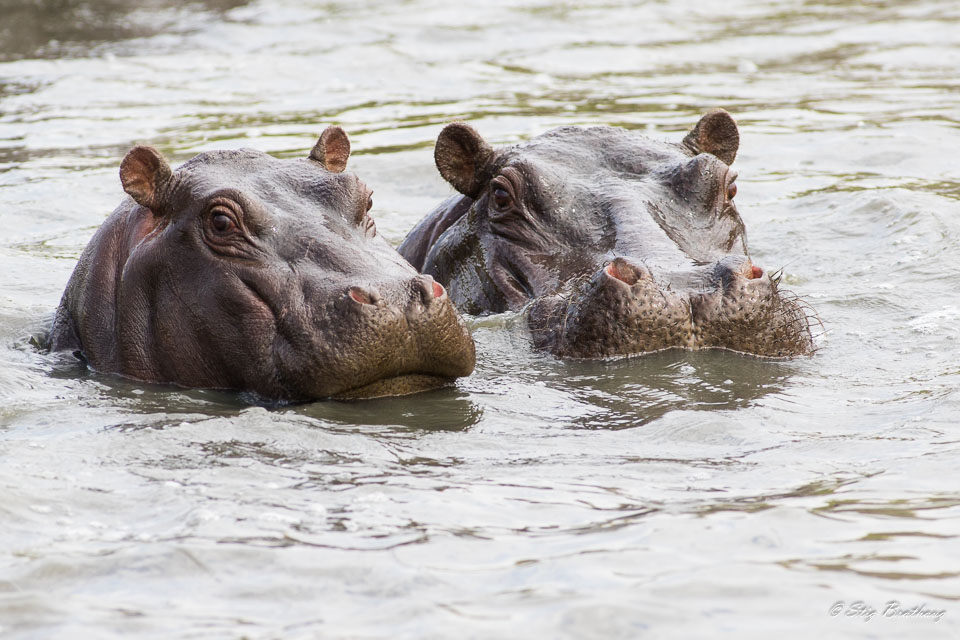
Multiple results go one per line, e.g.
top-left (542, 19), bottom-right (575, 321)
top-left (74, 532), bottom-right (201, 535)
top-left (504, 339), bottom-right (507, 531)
top-left (201, 198), bottom-right (257, 258)
top-left (211, 211), bottom-right (236, 233)
top-left (206, 201), bottom-right (241, 236)
top-left (362, 215), bottom-right (377, 238)
top-left (355, 187), bottom-right (376, 237)
top-left (489, 174), bottom-right (519, 216)
top-left (724, 169), bottom-right (738, 202)
top-left (354, 186), bottom-right (373, 221)
top-left (492, 186), bottom-right (511, 210)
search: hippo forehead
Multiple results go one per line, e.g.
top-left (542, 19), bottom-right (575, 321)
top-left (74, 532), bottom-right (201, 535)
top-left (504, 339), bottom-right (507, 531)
top-left (494, 126), bottom-right (693, 186)
top-left (163, 149), bottom-right (405, 274)
top-left (484, 125), bottom-right (736, 245)
top-left (477, 126), bottom-right (726, 256)
top-left (170, 149), bottom-right (368, 235)
top-left (175, 149), bottom-right (357, 212)
top-left (443, 125), bottom-right (746, 293)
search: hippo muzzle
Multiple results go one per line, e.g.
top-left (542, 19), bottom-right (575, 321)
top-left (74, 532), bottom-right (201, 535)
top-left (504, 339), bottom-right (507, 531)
top-left (528, 256), bottom-right (814, 359)
top-left (255, 270), bottom-right (474, 399)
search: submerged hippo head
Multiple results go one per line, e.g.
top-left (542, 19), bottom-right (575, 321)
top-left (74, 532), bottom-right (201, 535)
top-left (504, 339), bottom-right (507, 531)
top-left (49, 127), bottom-right (475, 400)
top-left (400, 110), bottom-right (815, 358)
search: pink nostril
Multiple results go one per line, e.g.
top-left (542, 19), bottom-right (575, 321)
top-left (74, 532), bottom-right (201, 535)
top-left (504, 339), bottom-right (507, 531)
top-left (348, 286), bottom-right (380, 305)
top-left (605, 260), bottom-right (642, 286)
top-left (415, 276), bottom-right (443, 305)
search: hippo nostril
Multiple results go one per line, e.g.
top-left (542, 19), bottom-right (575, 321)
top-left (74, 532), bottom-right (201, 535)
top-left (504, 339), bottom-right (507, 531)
top-left (414, 275), bottom-right (444, 306)
top-left (605, 258), bottom-right (645, 286)
top-left (348, 285), bottom-right (381, 306)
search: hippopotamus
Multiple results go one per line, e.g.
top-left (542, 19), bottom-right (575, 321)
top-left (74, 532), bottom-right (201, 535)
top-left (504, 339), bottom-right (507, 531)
top-left (399, 110), bottom-right (815, 358)
top-left (48, 127), bottom-right (476, 400)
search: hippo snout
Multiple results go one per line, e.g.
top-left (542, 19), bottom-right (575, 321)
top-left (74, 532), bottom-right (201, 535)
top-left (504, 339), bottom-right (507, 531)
top-left (348, 275), bottom-right (445, 310)
top-left (274, 273), bottom-right (474, 400)
top-left (529, 256), bottom-right (814, 359)
top-left (604, 257), bottom-right (652, 287)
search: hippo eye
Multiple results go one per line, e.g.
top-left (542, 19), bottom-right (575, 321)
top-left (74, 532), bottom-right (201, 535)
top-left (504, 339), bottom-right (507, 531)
top-left (492, 187), bottom-right (511, 211)
top-left (212, 213), bottom-right (235, 233)
top-left (202, 200), bottom-right (254, 257)
top-left (727, 182), bottom-right (737, 200)
top-left (355, 189), bottom-right (375, 238)
top-left (362, 215), bottom-right (377, 238)
top-left (205, 203), bottom-right (241, 237)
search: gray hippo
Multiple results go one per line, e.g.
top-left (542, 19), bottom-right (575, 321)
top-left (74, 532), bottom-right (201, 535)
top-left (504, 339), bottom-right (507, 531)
top-left (48, 127), bottom-right (476, 400)
top-left (399, 110), bottom-right (815, 358)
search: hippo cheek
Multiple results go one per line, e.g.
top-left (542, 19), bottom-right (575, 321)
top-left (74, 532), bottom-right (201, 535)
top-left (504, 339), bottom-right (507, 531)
top-left (529, 259), bottom-right (695, 358)
top-left (112, 249), bottom-right (280, 391)
top-left (690, 270), bottom-right (815, 357)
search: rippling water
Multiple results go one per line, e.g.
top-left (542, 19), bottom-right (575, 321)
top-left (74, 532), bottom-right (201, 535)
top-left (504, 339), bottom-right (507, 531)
top-left (2, 1), bottom-right (959, 638)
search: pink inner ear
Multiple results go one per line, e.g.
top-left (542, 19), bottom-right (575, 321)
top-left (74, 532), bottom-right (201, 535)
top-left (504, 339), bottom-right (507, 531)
top-left (312, 126), bottom-right (351, 172)
top-left (122, 171), bottom-right (152, 199)
top-left (322, 137), bottom-right (349, 172)
top-left (120, 146), bottom-right (171, 209)
top-left (434, 122), bottom-right (493, 197)
top-left (121, 154), bottom-right (151, 196)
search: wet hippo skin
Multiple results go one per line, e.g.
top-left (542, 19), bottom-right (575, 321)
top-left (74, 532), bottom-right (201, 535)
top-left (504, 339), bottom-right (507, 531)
top-left (400, 110), bottom-right (816, 358)
top-left (48, 127), bottom-right (476, 401)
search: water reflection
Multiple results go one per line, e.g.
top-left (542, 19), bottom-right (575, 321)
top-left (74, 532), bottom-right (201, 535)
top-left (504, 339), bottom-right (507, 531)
top-left (294, 387), bottom-right (483, 433)
top-left (3, 1), bottom-right (960, 636)
top-left (40, 346), bottom-right (483, 431)
top-left (44, 350), bottom-right (246, 412)
top-left (814, 495), bottom-right (960, 520)
top-left (0, 0), bottom-right (250, 61)
top-left (506, 346), bottom-right (799, 430)
top-left (697, 477), bottom-right (863, 516)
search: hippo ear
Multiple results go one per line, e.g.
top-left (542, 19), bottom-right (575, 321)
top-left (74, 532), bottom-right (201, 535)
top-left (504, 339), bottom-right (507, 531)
top-left (309, 126), bottom-right (351, 173)
top-left (120, 146), bottom-right (173, 211)
top-left (683, 109), bottom-right (739, 165)
top-left (435, 122), bottom-right (495, 198)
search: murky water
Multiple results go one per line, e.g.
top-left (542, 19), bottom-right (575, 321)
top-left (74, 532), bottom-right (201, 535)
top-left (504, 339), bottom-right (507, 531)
top-left (2, 1), bottom-right (959, 638)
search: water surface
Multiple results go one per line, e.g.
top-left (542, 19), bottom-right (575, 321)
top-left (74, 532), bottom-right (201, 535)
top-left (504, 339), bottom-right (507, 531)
top-left (1, 1), bottom-right (959, 638)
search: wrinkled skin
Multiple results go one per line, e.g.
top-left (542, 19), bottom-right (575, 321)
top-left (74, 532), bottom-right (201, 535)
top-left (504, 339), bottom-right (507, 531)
top-left (49, 127), bottom-right (475, 401)
top-left (400, 110), bottom-right (815, 358)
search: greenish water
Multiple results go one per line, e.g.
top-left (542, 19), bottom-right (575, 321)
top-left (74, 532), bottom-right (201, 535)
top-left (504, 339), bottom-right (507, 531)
top-left (1, 1), bottom-right (959, 638)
